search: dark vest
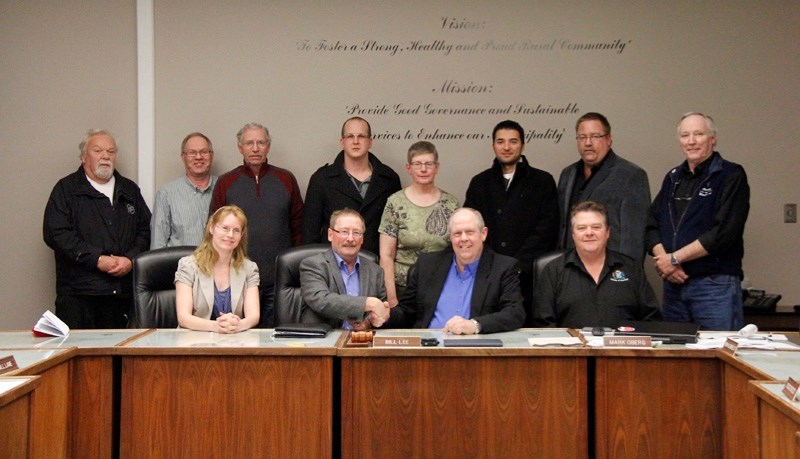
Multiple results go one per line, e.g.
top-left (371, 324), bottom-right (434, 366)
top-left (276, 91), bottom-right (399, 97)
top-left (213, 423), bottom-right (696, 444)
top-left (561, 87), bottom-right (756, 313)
top-left (656, 152), bottom-right (744, 278)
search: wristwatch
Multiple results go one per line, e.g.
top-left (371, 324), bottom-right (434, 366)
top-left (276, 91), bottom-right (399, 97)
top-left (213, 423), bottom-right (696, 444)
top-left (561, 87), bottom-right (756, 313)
top-left (470, 319), bottom-right (481, 334)
top-left (670, 253), bottom-right (680, 266)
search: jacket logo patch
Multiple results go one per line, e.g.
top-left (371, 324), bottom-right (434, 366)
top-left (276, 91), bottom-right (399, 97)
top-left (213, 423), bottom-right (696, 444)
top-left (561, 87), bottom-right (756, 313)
top-left (126, 204), bottom-right (135, 214)
top-left (610, 269), bottom-right (629, 282)
top-left (698, 186), bottom-right (713, 197)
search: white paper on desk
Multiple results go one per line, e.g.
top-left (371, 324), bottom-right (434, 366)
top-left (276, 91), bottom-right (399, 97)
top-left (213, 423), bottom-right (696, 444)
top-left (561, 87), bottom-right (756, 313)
top-left (687, 336), bottom-right (799, 351)
top-left (528, 337), bottom-right (584, 347)
top-left (699, 332), bottom-right (788, 341)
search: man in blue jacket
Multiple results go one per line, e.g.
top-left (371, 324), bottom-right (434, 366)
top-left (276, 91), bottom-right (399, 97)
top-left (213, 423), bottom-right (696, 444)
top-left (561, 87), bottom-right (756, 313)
top-left (645, 112), bottom-right (750, 330)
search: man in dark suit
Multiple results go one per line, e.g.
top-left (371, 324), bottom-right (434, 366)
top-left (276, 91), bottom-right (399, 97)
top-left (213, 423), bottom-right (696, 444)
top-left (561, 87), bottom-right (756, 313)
top-left (302, 117), bottom-right (401, 255)
top-left (385, 208), bottom-right (526, 334)
top-left (557, 112), bottom-right (650, 264)
top-left (300, 209), bottom-right (390, 329)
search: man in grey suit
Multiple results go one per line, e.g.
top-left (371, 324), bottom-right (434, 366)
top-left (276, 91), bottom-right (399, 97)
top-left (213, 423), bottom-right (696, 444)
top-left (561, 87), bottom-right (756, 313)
top-left (557, 112), bottom-right (651, 264)
top-left (300, 209), bottom-right (390, 329)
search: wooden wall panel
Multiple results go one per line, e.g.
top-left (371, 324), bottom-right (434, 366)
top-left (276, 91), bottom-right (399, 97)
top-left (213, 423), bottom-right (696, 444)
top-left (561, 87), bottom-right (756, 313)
top-left (28, 361), bottom-right (70, 458)
top-left (120, 355), bottom-right (332, 458)
top-left (70, 356), bottom-right (115, 458)
top-left (0, 394), bottom-right (31, 459)
top-left (595, 357), bottom-right (722, 458)
top-left (341, 356), bottom-right (587, 458)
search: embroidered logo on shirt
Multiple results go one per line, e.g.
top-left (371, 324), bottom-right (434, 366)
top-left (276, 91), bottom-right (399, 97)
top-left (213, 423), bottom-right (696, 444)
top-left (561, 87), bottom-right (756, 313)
top-left (610, 269), bottom-right (629, 282)
top-left (126, 204), bottom-right (135, 214)
top-left (698, 186), bottom-right (713, 197)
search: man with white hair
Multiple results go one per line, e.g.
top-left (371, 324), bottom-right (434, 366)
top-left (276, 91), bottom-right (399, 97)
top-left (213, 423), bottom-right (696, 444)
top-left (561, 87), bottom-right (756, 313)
top-left (44, 129), bottom-right (151, 328)
top-left (645, 112), bottom-right (750, 330)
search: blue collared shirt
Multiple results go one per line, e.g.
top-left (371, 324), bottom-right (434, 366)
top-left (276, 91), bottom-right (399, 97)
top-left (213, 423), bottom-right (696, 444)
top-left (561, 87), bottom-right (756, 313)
top-left (333, 252), bottom-right (361, 329)
top-left (429, 256), bottom-right (480, 329)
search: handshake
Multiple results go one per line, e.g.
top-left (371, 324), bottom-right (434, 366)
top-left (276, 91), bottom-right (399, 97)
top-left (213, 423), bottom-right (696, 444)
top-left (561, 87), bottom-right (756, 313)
top-left (348, 297), bottom-right (391, 331)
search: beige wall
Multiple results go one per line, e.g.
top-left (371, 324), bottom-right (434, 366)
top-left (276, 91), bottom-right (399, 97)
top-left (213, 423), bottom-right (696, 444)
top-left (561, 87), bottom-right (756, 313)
top-left (0, 0), bottom-right (138, 329)
top-left (1, 1), bottom-right (798, 329)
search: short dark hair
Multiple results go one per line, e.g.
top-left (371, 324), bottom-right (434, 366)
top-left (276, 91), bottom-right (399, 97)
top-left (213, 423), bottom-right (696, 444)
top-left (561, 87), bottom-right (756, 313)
top-left (492, 120), bottom-right (525, 144)
top-left (575, 112), bottom-right (611, 135)
top-left (570, 201), bottom-right (608, 227)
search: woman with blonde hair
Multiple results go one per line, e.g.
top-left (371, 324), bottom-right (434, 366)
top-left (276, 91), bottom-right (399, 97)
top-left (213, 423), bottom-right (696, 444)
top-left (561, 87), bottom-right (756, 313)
top-left (175, 205), bottom-right (260, 332)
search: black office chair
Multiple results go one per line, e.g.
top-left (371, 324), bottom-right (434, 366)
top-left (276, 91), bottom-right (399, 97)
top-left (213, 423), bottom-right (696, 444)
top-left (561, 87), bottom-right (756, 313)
top-left (527, 249), bottom-right (568, 327)
top-left (274, 243), bottom-right (379, 326)
top-left (128, 246), bottom-right (196, 328)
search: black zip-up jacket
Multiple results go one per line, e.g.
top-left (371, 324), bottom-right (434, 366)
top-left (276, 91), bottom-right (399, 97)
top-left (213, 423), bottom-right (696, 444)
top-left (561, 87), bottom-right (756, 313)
top-left (43, 167), bottom-right (151, 296)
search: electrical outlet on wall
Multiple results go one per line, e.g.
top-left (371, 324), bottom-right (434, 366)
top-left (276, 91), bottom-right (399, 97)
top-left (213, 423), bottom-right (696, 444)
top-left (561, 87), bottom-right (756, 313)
top-left (785, 204), bottom-right (797, 223)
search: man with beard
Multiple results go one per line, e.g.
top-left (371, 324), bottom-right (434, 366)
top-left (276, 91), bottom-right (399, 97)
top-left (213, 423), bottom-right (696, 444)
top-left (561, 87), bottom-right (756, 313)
top-left (151, 132), bottom-right (217, 248)
top-left (43, 129), bottom-right (151, 328)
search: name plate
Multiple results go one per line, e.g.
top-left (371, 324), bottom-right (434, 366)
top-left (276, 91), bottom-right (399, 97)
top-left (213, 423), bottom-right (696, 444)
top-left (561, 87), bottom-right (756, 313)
top-left (373, 336), bottom-right (422, 347)
top-left (0, 355), bottom-right (19, 375)
top-left (782, 377), bottom-right (799, 401)
top-left (721, 338), bottom-right (739, 356)
top-left (603, 336), bottom-right (652, 348)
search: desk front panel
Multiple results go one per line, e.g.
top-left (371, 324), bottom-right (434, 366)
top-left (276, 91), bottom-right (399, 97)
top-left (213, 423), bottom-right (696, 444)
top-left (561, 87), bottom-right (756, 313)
top-left (120, 354), bottom-right (333, 458)
top-left (595, 356), bottom-right (722, 458)
top-left (0, 377), bottom-right (40, 459)
top-left (341, 355), bottom-right (588, 458)
top-left (70, 356), bottom-right (115, 458)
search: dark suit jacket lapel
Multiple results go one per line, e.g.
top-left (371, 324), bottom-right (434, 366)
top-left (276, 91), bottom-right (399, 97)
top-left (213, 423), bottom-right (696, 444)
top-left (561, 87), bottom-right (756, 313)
top-left (583, 150), bottom-right (617, 196)
top-left (421, 252), bottom-right (453, 327)
top-left (470, 250), bottom-right (493, 318)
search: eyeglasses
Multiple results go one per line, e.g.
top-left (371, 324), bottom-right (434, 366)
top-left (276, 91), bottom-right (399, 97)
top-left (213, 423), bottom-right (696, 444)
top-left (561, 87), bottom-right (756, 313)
top-left (216, 225), bottom-right (243, 236)
top-left (343, 134), bottom-right (370, 142)
top-left (184, 149), bottom-right (212, 158)
top-left (331, 229), bottom-right (364, 238)
top-left (240, 140), bottom-right (269, 148)
top-left (575, 134), bottom-right (608, 142)
top-left (409, 161), bottom-right (438, 169)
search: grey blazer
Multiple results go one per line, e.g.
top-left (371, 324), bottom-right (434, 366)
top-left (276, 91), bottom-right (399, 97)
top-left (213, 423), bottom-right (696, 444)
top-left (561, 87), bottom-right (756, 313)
top-left (299, 248), bottom-right (387, 327)
top-left (175, 255), bottom-right (260, 320)
top-left (557, 150), bottom-right (651, 264)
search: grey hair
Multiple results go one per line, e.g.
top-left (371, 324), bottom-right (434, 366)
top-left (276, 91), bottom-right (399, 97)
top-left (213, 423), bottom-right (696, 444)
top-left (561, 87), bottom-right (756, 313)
top-left (78, 129), bottom-right (115, 158)
top-left (407, 140), bottom-right (439, 163)
top-left (236, 122), bottom-right (271, 144)
top-left (677, 112), bottom-right (717, 137)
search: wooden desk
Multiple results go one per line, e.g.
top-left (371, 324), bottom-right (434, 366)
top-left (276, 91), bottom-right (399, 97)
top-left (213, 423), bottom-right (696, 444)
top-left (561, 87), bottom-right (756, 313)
top-left (719, 350), bottom-right (800, 459)
top-left (0, 376), bottom-right (41, 459)
top-left (117, 329), bottom-right (340, 458)
top-left (594, 349), bottom-right (722, 458)
top-left (339, 330), bottom-right (589, 458)
top-left (749, 382), bottom-right (800, 458)
top-left (0, 329), bottom-right (150, 458)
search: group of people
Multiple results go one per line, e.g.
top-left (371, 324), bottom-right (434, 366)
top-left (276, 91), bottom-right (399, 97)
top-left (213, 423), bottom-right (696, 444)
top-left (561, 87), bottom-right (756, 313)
top-left (42, 111), bottom-right (749, 333)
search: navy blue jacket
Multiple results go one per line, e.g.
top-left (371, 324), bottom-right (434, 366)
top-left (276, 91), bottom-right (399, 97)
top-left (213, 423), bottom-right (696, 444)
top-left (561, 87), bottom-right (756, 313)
top-left (648, 152), bottom-right (749, 278)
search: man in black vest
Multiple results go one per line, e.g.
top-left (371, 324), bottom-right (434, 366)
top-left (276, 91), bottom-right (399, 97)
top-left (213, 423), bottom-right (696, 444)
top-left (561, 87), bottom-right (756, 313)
top-left (645, 112), bottom-right (750, 330)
